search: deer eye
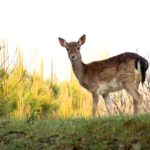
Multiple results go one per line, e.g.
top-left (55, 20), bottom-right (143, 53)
top-left (66, 48), bottom-right (69, 51)
top-left (77, 47), bottom-right (80, 50)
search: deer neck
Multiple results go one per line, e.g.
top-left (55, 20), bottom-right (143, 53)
top-left (71, 58), bottom-right (84, 81)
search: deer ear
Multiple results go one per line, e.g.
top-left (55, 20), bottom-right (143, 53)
top-left (58, 37), bottom-right (67, 47)
top-left (78, 34), bottom-right (86, 46)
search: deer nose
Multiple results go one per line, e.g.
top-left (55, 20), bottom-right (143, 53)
top-left (70, 54), bottom-right (77, 59)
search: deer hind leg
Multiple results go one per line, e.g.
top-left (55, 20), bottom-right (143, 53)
top-left (92, 92), bottom-right (99, 117)
top-left (123, 83), bottom-right (143, 114)
top-left (134, 79), bottom-right (141, 89)
top-left (102, 94), bottom-right (113, 115)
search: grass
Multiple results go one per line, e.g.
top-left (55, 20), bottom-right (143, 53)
top-left (0, 114), bottom-right (150, 150)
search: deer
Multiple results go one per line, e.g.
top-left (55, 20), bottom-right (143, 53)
top-left (58, 34), bottom-right (149, 117)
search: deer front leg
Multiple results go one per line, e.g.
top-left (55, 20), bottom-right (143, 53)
top-left (102, 94), bottom-right (113, 115)
top-left (92, 92), bottom-right (99, 117)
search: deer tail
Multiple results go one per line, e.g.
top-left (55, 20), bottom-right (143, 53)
top-left (136, 57), bottom-right (149, 84)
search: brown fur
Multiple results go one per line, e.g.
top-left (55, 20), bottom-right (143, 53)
top-left (58, 35), bottom-right (149, 117)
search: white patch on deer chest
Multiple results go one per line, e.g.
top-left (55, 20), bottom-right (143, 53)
top-left (97, 78), bottom-right (123, 95)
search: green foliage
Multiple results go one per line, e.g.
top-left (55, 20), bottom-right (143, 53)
top-left (26, 109), bottom-right (40, 127)
top-left (50, 84), bottom-right (60, 100)
top-left (0, 69), bottom-right (9, 117)
top-left (0, 68), bottom-right (8, 80)
top-left (0, 48), bottom-right (60, 119)
top-left (0, 99), bottom-right (8, 116)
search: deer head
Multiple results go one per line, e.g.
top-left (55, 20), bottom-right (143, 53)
top-left (58, 34), bottom-right (86, 61)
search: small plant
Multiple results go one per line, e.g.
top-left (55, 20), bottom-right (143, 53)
top-left (26, 109), bottom-right (40, 127)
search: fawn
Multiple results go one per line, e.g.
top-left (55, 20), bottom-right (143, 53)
top-left (58, 34), bottom-right (149, 117)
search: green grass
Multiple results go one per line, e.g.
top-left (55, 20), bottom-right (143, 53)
top-left (0, 114), bottom-right (150, 150)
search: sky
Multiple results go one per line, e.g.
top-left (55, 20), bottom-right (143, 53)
top-left (0, 0), bottom-right (150, 81)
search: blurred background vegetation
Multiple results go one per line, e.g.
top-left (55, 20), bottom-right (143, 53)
top-left (0, 39), bottom-right (150, 120)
